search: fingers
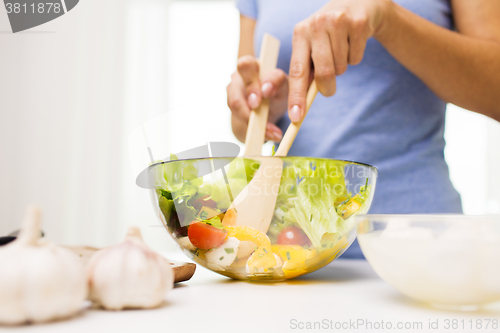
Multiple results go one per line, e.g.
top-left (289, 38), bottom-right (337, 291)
top-left (286, 6), bottom-right (374, 116)
top-left (228, 65), bottom-right (285, 143)
top-left (310, 14), bottom-right (336, 97)
top-left (265, 122), bottom-right (283, 142)
top-left (227, 72), bottom-right (251, 124)
top-left (348, 16), bottom-right (370, 65)
top-left (237, 55), bottom-right (261, 109)
top-left (261, 69), bottom-right (288, 98)
top-left (259, 68), bottom-right (286, 142)
top-left (288, 23), bottom-right (312, 123)
top-left (327, 12), bottom-right (349, 76)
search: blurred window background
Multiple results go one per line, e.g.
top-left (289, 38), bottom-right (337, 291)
top-left (0, 0), bottom-right (499, 252)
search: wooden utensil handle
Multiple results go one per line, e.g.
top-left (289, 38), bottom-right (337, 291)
top-left (275, 80), bottom-right (318, 156)
top-left (244, 34), bottom-right (281, 156)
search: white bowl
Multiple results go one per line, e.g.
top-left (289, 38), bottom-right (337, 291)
top-left (356, 214), bottom-right (500, 310)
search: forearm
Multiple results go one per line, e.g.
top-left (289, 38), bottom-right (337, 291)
top-left (230, 15), bottom-right (254, 144)
top-left (376, 3), bottom-right (500, 121)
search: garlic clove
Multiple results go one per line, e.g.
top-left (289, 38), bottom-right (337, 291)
top-left (0, 206), bottom-right (88, 325)
top-left (20, 246), bottom-right (87, 322)
top-left (86, 226), bottom-right (174, 311)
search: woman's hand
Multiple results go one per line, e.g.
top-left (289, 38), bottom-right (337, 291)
top-left (288, 0), bottom-right (393, 122)
top-left (227, 55), bottom-right (289, 142)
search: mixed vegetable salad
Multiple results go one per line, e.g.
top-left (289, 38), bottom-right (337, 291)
top-left (154, 156), bottom-right (372, 280)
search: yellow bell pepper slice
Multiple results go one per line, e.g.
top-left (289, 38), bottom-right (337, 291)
top-left (306, 235), bottom-right (349, 271)
top-left (270, 235), bottom-right (349, 278)
top-left (338, 196), bottom-right (362, 219)
top-left (227, 225), bottom-right (270, 247)
top-left (272, 245), bottom-right (315, 268)
top-left (271, 245), bottom-right (316, 278)
top-left (227, 226), bottom-right (276, 272)
top-left (282, 269), bottom-right (308, 279)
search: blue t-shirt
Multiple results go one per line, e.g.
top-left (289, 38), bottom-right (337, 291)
top-left (235, 0), bottom-right (462, 258)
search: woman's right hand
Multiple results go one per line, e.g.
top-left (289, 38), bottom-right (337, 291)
top-left (227, 55), bottom-right (289, 143)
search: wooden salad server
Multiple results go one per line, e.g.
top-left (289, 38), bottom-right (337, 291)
top-left (224, 65), bottom-right (319, 259)
top-left (221, 34), bottom-right (279, 255)
top-left (241, 33), bottom-right (281, 156)
top-left (274, 81), bottom-right (318, 156)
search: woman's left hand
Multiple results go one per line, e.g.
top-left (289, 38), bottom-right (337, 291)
top-left (287, 0), bottom-right (393, 122)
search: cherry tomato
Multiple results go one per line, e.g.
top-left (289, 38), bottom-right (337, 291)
top-left (188, 222), bottom-right (227, 249)
top-left (277, 226), bottom-right (311, 246)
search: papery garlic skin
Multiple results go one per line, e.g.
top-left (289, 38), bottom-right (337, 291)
top-left (86, 227), bottom-right (173, 310)
top-left (0, 207), bottom-right (87, 325)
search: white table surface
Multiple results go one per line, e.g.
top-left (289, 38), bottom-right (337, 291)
top-left (3, 253), bottom-right (500, 333)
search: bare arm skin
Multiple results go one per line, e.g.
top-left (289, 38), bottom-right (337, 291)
top-left (229, 15), bottom-right (288, 143)
top-left (238, 14), bottom-right (255, 58)
top-left (288, 0), bottom-right (500, 122)
top-left (376, 0), bottom-right (500, 121)
top-left (229, 0), bottom-right (500, 144)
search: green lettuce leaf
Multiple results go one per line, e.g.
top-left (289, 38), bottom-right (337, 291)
top-left (154, 156), bottom-right (208, 226)
top-left (197, 177), bottom-right (247, 211)
top-left (284, 178), bottom-right (345, 250)
top-left (281, 160), bottom-right (357, 250)
top-left (226, 157), bottom-right (260, 184)
top-left (200, 216), bottom-right (224, 229)
top-left (172, 183), bottom-right (198, 200)
top-left (158, 195), bottom-right (174, 224)
top-left (169, 183), bottom-right (197, 226)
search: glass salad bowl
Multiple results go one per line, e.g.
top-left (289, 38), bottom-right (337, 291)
top-left (146, 156), bottom-right (378, 281)
top-left (356, 214), bottom-right (500, 310)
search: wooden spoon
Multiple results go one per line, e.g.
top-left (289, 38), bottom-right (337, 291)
top-left (224, 81), bottom-right (319, 257)
top-left (275, 81), bottom-right (318, 156)
top-left (243, 33), bottom-right (281, 155)
top-left (221, 34), bottom-right (280, 256)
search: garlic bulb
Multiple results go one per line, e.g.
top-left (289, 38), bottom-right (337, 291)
top-left (86, 227), bottom-right (173, 310)
top-left (0, 206), bottom-right (87, 325)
